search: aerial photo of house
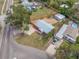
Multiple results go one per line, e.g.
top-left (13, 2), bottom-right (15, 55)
top-left (0, 0), bottom-right (79, 59)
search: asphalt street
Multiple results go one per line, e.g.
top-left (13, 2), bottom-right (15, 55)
top-left (0, 0), bottom-right (49, 59)
top-left (0, 24), bottom-right (49, 59)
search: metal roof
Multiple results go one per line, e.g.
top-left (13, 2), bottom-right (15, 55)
top-left (54, 14), bottom-right (65, 21)
top-left (64, 21), bottom-right (79, 40)
top-left (35, 20), bottom-right (54, 34)
top-left (56, 24), bottom-right (68, 39)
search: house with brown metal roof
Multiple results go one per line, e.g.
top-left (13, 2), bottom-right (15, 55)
top-left (64, 21), bottom-right (79, 43)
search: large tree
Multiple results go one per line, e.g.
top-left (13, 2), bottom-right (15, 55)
top-left (6, 5), bottom-right (31, 31)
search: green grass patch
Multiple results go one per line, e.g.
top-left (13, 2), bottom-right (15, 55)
top-left (30, 8), bottom-right (52, 20)
top-left (16, 33), bottom-right (49, 50)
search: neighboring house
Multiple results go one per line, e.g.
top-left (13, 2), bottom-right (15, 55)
top-left (54, 14), bottom-right (65, 22)
top-left (55, 24), bottom-right (68, 40)
top-left (55, 21), bottom-right (79, 43)
top-left (32, 20), bottom-right (54, 34)
top-left (22, 0), bottom-right (40, 11)
top-left (64, 21), bottom-right (79, 43)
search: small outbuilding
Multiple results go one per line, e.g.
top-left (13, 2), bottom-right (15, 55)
top-left (54, 14), bottom-right (65, 22)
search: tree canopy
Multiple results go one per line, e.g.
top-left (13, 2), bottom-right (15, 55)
top-left (6, 5), bottom-right (31, 30)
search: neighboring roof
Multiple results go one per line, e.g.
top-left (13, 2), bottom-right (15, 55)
top-left (22, 0), bottom-right (38, 10)
top-left (54, 14), bottom-right (65, 21)
top-left (35, 20), bottom-right (54, 34)
top-left (64, 21), bottom-right (79, 40)
top-left (56, 24), bottom-right (68, 39)
top-left (22, 0), bottom-right (31, 6)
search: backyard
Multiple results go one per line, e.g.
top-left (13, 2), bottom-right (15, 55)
top-left (16, 32), bottom-right (49, 50)
top-left (30, 7), bottom-right (53, 20)
top-left (0, 0), bottom-right (5, 14)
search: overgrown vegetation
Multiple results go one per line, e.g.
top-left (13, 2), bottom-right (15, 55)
top-left (56, 39), bottom-right (79, 59)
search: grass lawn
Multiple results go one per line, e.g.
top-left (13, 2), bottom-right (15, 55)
top-left (30, 8), bottom-right (53, 20)
top-left (0, 0), bottom-right (5, 14)
top-left (16, 33), bottom-right (49, 50)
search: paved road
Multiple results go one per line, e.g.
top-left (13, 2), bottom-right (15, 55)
top-left (0, 24), bottom-right (10, 59)
top-left (0, 15), bottom-right (6, 47)
top-left (0, 0), bottom-right (49, 59)
top-left (0, 25), bottom-right (49, 59)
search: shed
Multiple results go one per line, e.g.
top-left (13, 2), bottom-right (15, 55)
top-left (35, 20), bottom-right (54, 34)
top-left (55, 24), bottom-right (68, 39)
top-left (54, 14), bottom-right (65, 22)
